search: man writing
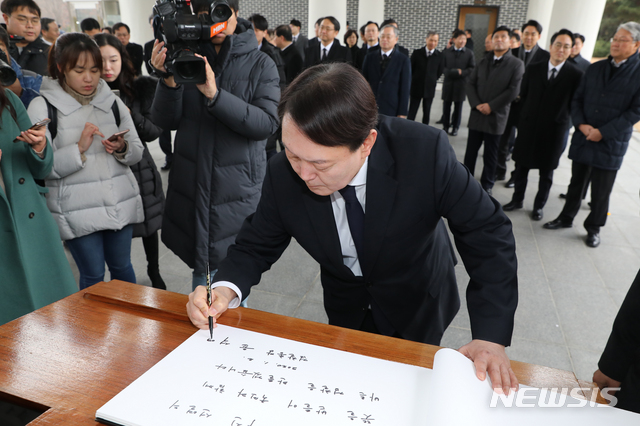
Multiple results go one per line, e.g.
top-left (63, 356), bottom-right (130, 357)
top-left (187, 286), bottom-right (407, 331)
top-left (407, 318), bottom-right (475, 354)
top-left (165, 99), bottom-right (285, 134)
top-left (186, 63), bottom-right (519, 395)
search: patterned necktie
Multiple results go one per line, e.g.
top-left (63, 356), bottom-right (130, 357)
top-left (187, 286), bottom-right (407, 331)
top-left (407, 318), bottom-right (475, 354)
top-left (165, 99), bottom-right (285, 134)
top-left (321, 48), bottom-right (328, 61)
top-left (338, 185), bottom-right (365, 261)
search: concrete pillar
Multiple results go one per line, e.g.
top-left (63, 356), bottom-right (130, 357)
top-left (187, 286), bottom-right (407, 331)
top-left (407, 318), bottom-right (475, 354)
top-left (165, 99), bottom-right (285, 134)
top-left (525, 0), bottom-right (555, 44)
top-left (118, 0), bottom-right (155, 46)
top-left (308, 0), bottom-right (347, 40)
top-left (545, 0), bottom-right (607, 60)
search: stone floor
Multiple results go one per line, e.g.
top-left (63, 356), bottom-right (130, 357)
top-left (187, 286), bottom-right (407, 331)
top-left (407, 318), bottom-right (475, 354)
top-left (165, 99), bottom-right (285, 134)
top-left (68, 85), bottom-right (640, 384)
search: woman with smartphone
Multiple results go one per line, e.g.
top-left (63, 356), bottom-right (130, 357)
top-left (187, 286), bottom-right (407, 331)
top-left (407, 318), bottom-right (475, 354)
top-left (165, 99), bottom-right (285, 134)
top-left (0, 84), bottom-right (77, 325)
top-left (95, 33), bottom-right (167, 290)
top-left (27, 32), bottom-right (144, 290)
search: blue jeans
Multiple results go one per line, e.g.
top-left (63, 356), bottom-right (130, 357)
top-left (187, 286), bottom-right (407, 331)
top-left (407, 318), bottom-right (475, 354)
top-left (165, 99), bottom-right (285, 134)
top-left (192, 269), bottom-right (248, 307)
top-left (66, 225), bottom-right (136, 290)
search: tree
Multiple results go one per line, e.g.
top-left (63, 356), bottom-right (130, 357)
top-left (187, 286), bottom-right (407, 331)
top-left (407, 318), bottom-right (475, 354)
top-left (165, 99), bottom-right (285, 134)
top-left (595, 0), bottom-right (640, 57)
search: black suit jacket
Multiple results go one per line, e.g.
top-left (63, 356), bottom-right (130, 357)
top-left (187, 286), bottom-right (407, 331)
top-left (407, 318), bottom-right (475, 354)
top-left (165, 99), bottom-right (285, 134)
top-left (292, 34), bottom-right (308, 61)
top-left (569, 54), bottom-right (591, 73)
top-left (511, 44), bottom-right (549, 68)
top-left (442, 46), bottom-right (476, 102)
top-left (279, 44), bottom-right (303, 84)
top-left (261, 42), bottom-right (287, 90)
top-left (213, 116), bottom-right (518, 346)
top-left (144, 39), bottom-right (154, 75)
top-left (356, 44), bottom-right (380, 69)
top-left (410, 47), bottom-right (444, 99)
top-left (362, 50), bottom-right (411, 116)
top-left (513, 60), bottom-right (583, 170)
top-left (304, 39), bottom-right (352, 69)
top-left (126, 42), bottom-right (144, 76)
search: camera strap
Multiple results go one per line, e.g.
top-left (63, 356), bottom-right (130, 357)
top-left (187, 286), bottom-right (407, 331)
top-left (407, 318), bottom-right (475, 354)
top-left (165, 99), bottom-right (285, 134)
top-left (43, 97), bottom-right (120, 141)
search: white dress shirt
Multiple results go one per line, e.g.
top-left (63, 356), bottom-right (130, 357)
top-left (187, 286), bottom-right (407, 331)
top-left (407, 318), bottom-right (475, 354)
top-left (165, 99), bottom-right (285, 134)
top-left (320, 39), bottom-right (335, 60)
top-left (548, 60), bottom-right (566, 79)
top-left (425, 48), bottom-right (435, 56)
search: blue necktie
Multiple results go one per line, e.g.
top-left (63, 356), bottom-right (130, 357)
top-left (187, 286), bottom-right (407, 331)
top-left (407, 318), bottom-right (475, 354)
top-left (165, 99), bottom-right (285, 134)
top-left (339, 185), bottom-right (365, 261)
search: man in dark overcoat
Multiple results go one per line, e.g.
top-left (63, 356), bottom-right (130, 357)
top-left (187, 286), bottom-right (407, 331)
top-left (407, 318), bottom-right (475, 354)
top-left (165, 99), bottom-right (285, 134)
top-left (543, 22), bottom-right (640, 248)
top-left (441, 29), bottom-right (475, 136)
top-left (463, 26), bottom-right (524, 193)
top-left (503, 30), bottom-right (583, 221)
top-left (408, 31), bottom-right (444, 124)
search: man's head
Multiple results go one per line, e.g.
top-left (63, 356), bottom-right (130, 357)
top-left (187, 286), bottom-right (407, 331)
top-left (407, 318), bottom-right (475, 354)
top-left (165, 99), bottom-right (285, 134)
top-left (484, 34), bottom-right (492, 51)
top-left (452, 29), bottom-right (466, 49)
top-left (314, 17), bottom-right (323, 37)
top-left (279, 63), bottom-right (378, 196)
top-left (249, 13), bottom-right (268, 45)
top-left (379, 25), bottom-right (398, 53)
top-left (571, 33), bottom-right (585, 58)
top-left (465, 29), bottom-right (472, 39)
top-left (102, 27), bottom-right (112, 35)
top-left (81, 17), bottom-right (101, 38)
top-left (363, 21), bottom-right (379, 46)
top-left (521, 20), bottom-right (542, 50)
top-left (275, 24), bottom-right (292, 49)
top-left (1, 0), bottom-right (41, 44)
top-left (491, 26), bottom-right (511, 55)
top-left (319, 17), bottom-right (340, 45)
top-left (510, 31), bottom-right (521, 49)
top-left (426, 31), bottom-right (439, 51)
top-left (549, 29), bottom-right (574, 66)
top-left (289, 19), bottom-right (301, 36)
top-left (41, 17), bottom-right (59, 44)
top-left (380, 19), bottom-right (398, 29)
top-left (610, 22), bottom-right (640, 62)
top-left (112, 22), bottom-right (131, 46)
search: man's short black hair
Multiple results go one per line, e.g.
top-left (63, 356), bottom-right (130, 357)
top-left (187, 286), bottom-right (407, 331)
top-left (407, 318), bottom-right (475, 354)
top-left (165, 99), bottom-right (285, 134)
top-left (0, 0), bottom-right (40, 17)
top-left (380, 18), bottom-right (398, 29)
top-left (510, 31), bottom-right (521, 42)
top-left (290, 19), bottom-right (301, 28)
top-left (0, 25), bottom-right (10, 50)
top-left (41, 17), bottom-right (55, 32)
top-left (279, 63), bottom-right (378, 152)
top-left (315, 17), bottom-right (324, 27)
top-left (276, 24), bottom-right (292, 41)
top-left (322, 16), bottom-right (340, 33)
top-left (249, 13), bottom-right (268, 32)
top-left (574, 33), bottom-right (585, 43)
top-left (465, 29), bottom-right (472, 35)
top-left (112, 22), bottom-right (130, 34)
top-left (80, 17), bottom-right (101, 33)
top-left (452, 29), bottom-right (466, 39)
top-left (550, 28), bottom-right (575, 46)
top-left (359, 24), bottom-right (366, 36)
top-left (521, 19), bottom-right (543, 34)
top-left (492, 25), bottom-right (510, 37)
top-left (364, 21), bottom-right (379, 30)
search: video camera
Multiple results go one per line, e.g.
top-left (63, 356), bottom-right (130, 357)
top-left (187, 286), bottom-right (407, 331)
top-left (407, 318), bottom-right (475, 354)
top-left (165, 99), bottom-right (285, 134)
top-left (0, 49), bottom-right (17, 87)
top-left (153, 0), bottom-right (232, 84)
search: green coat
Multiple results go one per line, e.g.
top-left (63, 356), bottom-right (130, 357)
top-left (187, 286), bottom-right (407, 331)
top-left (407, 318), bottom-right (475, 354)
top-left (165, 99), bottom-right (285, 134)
top-left (0, 89), bottom-right (77, 325)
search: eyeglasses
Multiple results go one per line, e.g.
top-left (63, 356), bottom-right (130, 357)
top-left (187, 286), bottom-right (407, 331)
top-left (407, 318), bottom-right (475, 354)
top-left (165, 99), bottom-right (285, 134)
top-left (552, 42), bottom-right (572, 50)
top-left (13, 16), bottom-right (40, 26)
top-left (320, 26), bottom-right (335, 32)
top-left (610, 37), bottom-right (635, 44)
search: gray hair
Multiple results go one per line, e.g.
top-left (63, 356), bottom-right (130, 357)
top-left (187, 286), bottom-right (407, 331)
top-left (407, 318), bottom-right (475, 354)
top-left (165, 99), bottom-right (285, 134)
top-left (380, 24), bottom-right (398, 37)
top-left (617, 21), bottom-right (640, 42)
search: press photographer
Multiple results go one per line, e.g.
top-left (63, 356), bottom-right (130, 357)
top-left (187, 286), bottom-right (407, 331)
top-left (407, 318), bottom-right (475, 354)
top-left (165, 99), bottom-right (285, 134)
top-left (150, 0), bottom-right (280, 291)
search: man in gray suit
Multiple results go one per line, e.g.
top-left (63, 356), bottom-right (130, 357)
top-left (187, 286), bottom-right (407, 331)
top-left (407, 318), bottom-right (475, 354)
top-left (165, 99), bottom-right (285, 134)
top-left (569, 33), bottom-right (591, 72)
top-left (289, 19), bottom-right (308, 62)
top-left (463, 26), bottom-right (525, 194)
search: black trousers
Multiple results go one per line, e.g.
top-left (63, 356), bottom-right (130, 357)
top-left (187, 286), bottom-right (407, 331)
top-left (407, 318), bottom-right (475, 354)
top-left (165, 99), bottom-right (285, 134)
top-left (558, 161), bottom-right (617, 234)
top-left (159, 129), bottom-right (173, 163)
top-left (496, 124), bottom-right (517, 177)
top-left (511, 163), bottom-right (554, 209)
top-left (442, 100), bottom-right (463, 129)
top-left (407, 95), bottom-right (434, 124)
top-left (464, 129), bottom-right (502, 190)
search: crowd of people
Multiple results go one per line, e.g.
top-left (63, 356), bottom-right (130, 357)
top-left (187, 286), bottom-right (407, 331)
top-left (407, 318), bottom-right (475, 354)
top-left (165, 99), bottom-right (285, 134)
top-left (0, 0), bottom-right (639, 413)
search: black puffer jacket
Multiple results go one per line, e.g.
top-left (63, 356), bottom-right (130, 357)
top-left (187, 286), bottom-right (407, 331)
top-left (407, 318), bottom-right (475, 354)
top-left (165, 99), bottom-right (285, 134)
top-left (150, 28), bottom-right (280, 273)
top-left (9, 36), bottom-right (49, 76)
top-left (114, 76), bottom-right (165, 238)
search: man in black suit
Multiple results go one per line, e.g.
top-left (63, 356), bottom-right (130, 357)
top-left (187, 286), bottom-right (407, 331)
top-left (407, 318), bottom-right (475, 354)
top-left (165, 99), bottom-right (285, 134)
top-left (275, 25), bottom-right (303, 85)
top-left (250, 14), bottom-right (287, 91)
top-left (380, 19), bottom-right (409, 56)
top-left (362, 25), bottom-right (411, 117)
top-left (356, 21), bottom-right (379, 69)
top-left (569, 33), bottom-right (591, 73)
top-left (503, 29), bottom-right (584, 221)
top-left (441, 29), bottom-right (475, 136)
top-left (307, 17), bottom-right (323, 48)
top-left (113, 22), bottom-right (144, 76)
top-left (303, 16), bottom-right (352, 69)
top-left (289, 19), bottom-right (308, 62)
top-left (496, 20), bottom-right (550, 185)
top-left (465, 29), bottom-right (475, 52)
top-left (464, 26), bottom-right (524, 194)
top-left (408, 31), bottom-right (444, 124)
top-left (187, 63), bottom-right (519, 395)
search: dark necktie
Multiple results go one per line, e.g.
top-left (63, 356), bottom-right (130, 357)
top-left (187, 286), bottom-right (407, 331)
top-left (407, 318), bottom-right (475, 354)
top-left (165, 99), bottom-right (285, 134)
top-left (381, 54), bottom-right (391, 73)
top-left (524, 51), bottom-right (531, 64)
top-left (321, 47), bottom-right (328, 61)
top-left (427, 51), bottom-right (431, 58)
top-left (338, 185), bottom-right (365, 261)
top-left (493, 58), bottom-right (502, 66)
top-left (549, 68), bottom-right (557, 80)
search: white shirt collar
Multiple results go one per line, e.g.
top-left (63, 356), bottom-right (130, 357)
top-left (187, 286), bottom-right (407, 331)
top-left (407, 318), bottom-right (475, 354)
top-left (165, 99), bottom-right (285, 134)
top-left (368, 42), bottom-right (379, 49)
top-left (348, 157), bottom-right (368, 187)
top-left (381, 48), bottom-right (393, 57)
top-left (548, 60), bottom-right (566, 73)
top-left (320, 39), bottom-right (334, 52)
top-left (611, 57), bottom-right (629, 68)
top-left (425, 47), bottom-right (435, 55)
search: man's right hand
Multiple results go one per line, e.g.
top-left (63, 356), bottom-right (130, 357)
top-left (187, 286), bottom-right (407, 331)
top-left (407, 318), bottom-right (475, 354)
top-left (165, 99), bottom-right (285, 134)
top-left (150, 39), bottom-right (176, 87)
top-left (186, 285), bottom-right (236, 329)
top-left (579, 124), bottom-right (595, 138)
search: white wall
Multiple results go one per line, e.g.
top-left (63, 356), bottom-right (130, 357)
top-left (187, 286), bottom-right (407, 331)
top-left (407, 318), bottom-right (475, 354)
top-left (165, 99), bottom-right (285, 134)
top-left (118, 0), bottom-right (155, 46)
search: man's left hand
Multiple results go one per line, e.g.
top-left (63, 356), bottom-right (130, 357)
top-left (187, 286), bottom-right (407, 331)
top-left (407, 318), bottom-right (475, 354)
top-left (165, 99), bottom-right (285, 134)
top-left (459, 339), bottom-right (519, 395)
top-left (195, 53), bottom-right (218, 101)
top-left (586, 128), bottom-right (603, 142)
top-left (476, 103), bottom-right (491, 115)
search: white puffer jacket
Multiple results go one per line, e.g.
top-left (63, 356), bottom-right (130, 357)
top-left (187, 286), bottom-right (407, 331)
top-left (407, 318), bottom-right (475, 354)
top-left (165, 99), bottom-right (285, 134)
top-left (27, 78), bottom-right (144, 240)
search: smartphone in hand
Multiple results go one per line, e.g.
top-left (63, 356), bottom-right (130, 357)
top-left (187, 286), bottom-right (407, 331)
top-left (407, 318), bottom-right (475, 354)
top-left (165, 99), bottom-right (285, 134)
top-left (13, 118), bottom-right (51, 142)
top-left (107, 129), bottom-right (130, 142)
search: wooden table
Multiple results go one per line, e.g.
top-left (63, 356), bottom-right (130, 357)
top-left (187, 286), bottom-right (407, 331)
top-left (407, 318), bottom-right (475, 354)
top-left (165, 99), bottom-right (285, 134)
top-left (0, 281), bottom-right (604, 425)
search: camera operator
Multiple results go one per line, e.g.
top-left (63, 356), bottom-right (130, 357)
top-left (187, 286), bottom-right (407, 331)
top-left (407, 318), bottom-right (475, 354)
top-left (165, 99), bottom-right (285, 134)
top-left (150, 0), bottom-right (280, 290)
top-left (0, 0), bottom-right (49, 76)
top-left (0, 26), bottom-right (41, 108)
